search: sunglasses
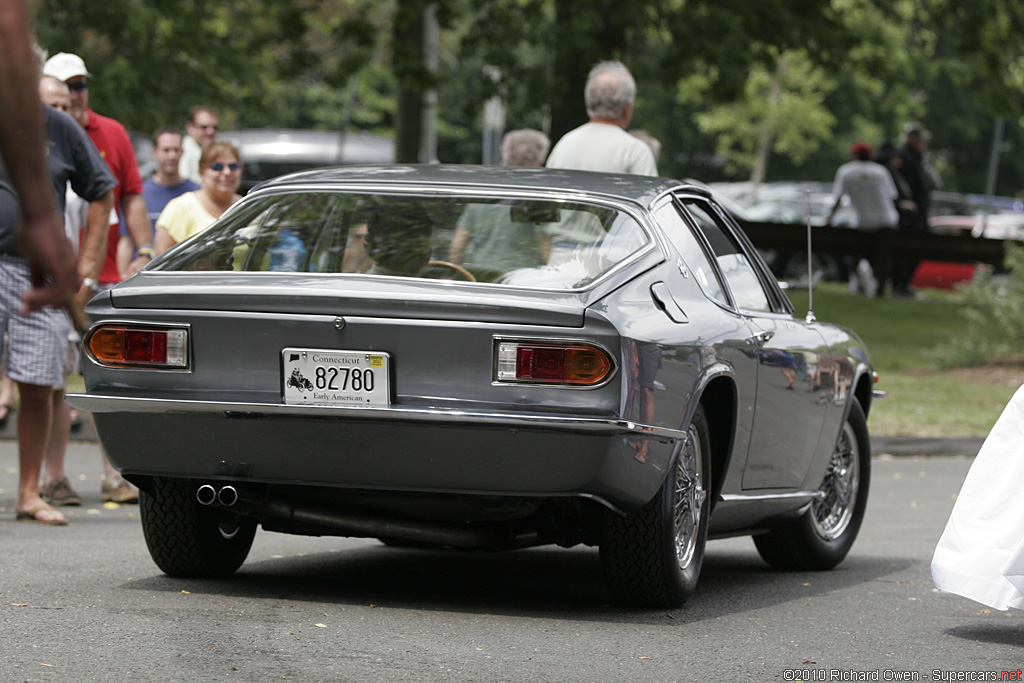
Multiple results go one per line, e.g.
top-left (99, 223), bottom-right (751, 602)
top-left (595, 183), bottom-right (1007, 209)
top-left (67, 80), bottom-right (88, 92)
top-left (209, 162), bottom-right (240, 172)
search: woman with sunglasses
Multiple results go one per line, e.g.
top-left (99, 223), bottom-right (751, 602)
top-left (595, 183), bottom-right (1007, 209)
top-left (154, 141), bottom-right (242, 255)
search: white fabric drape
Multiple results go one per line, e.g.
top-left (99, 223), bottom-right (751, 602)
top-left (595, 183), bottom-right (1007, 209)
top-left (932, 384), bottom-right (1024, 610)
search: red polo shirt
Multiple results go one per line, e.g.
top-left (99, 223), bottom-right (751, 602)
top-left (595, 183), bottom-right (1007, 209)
top-left (82, 108), bottom-right (142, 283)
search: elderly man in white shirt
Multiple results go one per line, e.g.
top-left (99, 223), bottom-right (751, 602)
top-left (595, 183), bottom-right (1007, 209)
top-left (545, 60), bottom-right (658, 177)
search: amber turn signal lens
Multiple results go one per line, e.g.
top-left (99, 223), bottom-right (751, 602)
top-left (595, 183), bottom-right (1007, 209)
top-left (85, 325), bottom-right (188, 368)
top-left (495, 341), bottom-right (613, 386)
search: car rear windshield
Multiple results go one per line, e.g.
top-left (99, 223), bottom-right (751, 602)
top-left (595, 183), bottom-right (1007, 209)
top-left (148, 191), bottom-right (650, 289)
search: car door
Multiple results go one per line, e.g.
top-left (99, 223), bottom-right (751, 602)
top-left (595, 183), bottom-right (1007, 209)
top-left (675, 195), bottom-right (831, 490)
top-left (651, 199), bottom-right (760, 466)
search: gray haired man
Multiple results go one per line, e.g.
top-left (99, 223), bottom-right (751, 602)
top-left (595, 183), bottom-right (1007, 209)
top-left (545, 60), bottom-right (658, 176)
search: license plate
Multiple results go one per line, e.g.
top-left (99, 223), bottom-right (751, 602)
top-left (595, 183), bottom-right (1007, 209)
top-left (282, 348), bottom-right (390, 406)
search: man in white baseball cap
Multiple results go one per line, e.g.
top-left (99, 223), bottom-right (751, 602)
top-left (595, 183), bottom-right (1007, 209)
top-left (40, 51), bottom-right (90, 80)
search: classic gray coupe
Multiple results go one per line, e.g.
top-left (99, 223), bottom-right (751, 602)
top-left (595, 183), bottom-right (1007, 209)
top-left (70, 165), bottom-right (877, 607)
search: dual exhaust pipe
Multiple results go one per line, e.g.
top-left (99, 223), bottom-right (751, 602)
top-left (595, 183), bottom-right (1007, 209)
top-left (196, 484), bottom-right (239, 507)
top-left (192, 482), bottom-right (504, 548)
top-left (192, 481), bottom-right (544, 548)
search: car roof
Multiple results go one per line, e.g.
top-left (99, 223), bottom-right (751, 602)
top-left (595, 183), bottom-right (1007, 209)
top-left (251, 164), bottom-right (707, 207)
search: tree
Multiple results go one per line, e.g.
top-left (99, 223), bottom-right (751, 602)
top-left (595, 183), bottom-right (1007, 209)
top-left (687, 49), bottom-right (837, 195)
top-left (28, 0), bottom-right (1024, 197)
top-left (31, 0), bottom-right (318, 132)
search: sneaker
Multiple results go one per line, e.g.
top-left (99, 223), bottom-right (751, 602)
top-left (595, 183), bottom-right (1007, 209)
top-left (41, 476), bottom-right (83, 506)
top-left (101, 474), bottom-right (139, 504)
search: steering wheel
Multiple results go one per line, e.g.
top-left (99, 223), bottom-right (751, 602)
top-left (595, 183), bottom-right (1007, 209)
top-left (426, 259), bottom-right (477, 282)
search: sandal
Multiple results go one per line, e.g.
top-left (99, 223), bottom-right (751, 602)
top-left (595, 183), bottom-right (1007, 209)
top-left (15, 503), bottom-right (68, 526)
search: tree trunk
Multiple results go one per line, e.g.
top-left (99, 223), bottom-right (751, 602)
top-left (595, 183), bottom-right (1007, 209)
top-left (748, 61), bottom-right (785, 202)
top-left (393, 4), bottom-right (427, 163)
top-left (549, 0), bottom-right (628, 144)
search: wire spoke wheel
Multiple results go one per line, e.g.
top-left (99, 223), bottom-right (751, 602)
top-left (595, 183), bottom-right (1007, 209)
top-left (811, 421), bottom-right (859, 541)
top-left (601, 405), bottom-right (711, 607)
top-left (673, 422), bottom-right (706, 568)
top-left (753, 398), bottom-right (870, 571)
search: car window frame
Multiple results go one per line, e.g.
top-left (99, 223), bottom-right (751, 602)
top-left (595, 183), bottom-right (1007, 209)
top-left (670, 192), bottom-right (794, 316)
top-left (650, 197), bottom-right (732, 309)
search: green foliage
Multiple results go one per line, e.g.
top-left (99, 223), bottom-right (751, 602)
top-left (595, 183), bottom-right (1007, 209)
top-left (933, 244), bottom-right (1024, 367)
top-left (691, 49), bottom-right (837, 177)
top-left (929, 0), bottom-right (1024, 115)
top-left (31, 0), bottom-right (391, 135)
top-left (26, 0), bottom-right (1024, 196)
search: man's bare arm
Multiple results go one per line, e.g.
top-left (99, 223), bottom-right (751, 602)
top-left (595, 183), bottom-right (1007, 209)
top-left (0, 0), bottom-right (78, 313)
top-left (75, 189), bottom-right (113, 305)
top-left (122, 193), bottom-right (154, 274)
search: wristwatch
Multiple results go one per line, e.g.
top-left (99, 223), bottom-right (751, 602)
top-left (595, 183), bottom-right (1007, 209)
top-left (82, 277), bottom-right (99, 290)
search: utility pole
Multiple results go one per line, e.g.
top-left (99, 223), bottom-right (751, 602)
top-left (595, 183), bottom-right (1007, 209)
top-left (481, 66), bottom-right (505, 165)
top-left (420, 4), bottom-right (438, 163)
top-left (983, 117), bottom-right (1005, 208)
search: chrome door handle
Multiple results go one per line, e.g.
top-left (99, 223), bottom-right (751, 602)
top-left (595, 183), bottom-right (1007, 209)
top-left (746, 330), bottom-right (774, 347)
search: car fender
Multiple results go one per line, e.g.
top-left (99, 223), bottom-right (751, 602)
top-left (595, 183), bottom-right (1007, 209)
top-left (671, 360), bottom-right (738, 513)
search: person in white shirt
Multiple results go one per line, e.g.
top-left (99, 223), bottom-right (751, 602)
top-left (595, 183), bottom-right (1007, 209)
top-left (828, 141), bottom-right (899, 229)
top-left (545, 60), bottom-right (658, 177)
top-left (544, 61), bottom-right (657, 263)
top-left (827, 141), bottom-right (900, 297)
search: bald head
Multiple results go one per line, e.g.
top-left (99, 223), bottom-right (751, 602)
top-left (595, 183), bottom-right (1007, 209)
top-left (39, 76), bottom-right (70, 113)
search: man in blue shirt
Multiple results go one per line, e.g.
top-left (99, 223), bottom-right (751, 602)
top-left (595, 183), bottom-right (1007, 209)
top-left (119, 127), bottom-right (198, 271)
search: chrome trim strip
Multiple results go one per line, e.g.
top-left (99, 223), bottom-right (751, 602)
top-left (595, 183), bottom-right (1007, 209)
top-left (719, 490), bottom-right (825, 502)
top-left (65, 394), bottom-right (686, 440)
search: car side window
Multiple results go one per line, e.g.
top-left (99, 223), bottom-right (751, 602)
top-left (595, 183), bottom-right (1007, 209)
top-left (653, 202), bottom-right (728, 306)
top-left (678, 199), bottom-right (773, 313)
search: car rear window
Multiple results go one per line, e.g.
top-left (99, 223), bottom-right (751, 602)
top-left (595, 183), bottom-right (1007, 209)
top-left (148, 191), bottom-right (650, 289)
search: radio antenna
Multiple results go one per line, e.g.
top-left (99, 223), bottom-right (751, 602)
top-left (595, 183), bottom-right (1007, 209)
top-left (805, 190), bottom-right (816, 323)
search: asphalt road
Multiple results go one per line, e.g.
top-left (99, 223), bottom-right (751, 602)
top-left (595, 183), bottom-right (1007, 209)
top-left (1, 441), bottom-right (1020, 682)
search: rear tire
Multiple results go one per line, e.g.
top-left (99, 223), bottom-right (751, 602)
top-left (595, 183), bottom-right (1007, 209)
top-left (754, 398), bottom-right (870, 570)
top-left (601, 405), bottom-right (711, 607)
top-left (140, 477), bottom-right (256, 578)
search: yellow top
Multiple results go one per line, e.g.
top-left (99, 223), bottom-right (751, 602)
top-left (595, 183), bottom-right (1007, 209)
top-left (156, 192), bottom-right (217, 244)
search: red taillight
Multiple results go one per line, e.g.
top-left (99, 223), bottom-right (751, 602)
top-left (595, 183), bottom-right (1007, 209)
top-left (496, 341), bottom-right (613, 386)
top-left (85, 325), bottom-right (188, 368)
top-left (124, 330), bottom-right (168, 363)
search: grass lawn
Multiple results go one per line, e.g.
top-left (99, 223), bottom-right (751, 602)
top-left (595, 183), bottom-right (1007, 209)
top-left (786, 283), bottom-right (1016, 437)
